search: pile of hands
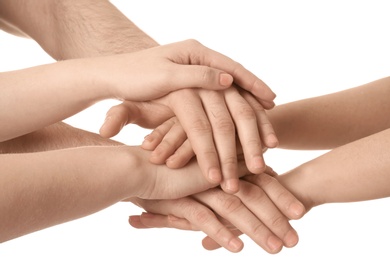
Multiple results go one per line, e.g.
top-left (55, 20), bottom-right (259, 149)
top-left (99, 39), bottom-right (307, 254)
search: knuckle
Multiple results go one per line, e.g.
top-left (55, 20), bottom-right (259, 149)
top-left (251, 222), bottom-right (266, 237)
top-left (188, 118), bottom-right (212, 135)
top-left (159, 139), bottom-right (174, 150)
top-left (241, 183), bottom-right (266, 203)
top-left (220, 195), bottom-right (243, 214)
top-left (243, 138), bottom-right (262, 148)
top-left (270, 215), bottom-right (286, 229)
top-left (151, 127), bottom-right (166, 139)
top-left (200, 67), bottom-right (215, 84)
top-left (185, 39), bottom-right (202, 48)
top-left (259, 174), bottom-right (277, 189)
top-left (276, 189), bottom-right (293, 205)
top-left (236, 105), bottom-right (256, 120)
top-left (221, 155), bottom-right (237, 169)
top-left (192, 208), bottom-right (213, 226)
top-left (214, 117), bottom-right (235, 134)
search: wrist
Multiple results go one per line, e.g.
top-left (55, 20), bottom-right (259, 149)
top-left (115, 146), bottom-right (152, 199)
top-left (278, 163), bottom-right (325, 212)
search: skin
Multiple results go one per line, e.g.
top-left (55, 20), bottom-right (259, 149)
top-left (1, 39), bottom-right (264, 142)
top-left (127, 76), bottom-right (390, 252)
top-left (0, 0), bottom-right (296, 251)
top-left (100, 86), bottom-right (279, 192)
top-left (0, 145), bottom-right (226, 242)
top-left (0, 0), bottom-right (278, 193)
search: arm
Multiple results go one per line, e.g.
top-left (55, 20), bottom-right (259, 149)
top-left (131, 128), bottom-right (390, 252)
top-left (127, 167), bottom-right (304, 254)
top-left (0, 122), bottom-right (122, 154)
top-left (278, 127), bottom-right (390, 207)
top-left (268, 76), bottom-right (390, 150)
top-left (0, 0), bottom-right (158, 59)
top-left (1, 0), bottom-right (277, 190)
top-left (0, 145), bottom-right (216, 243)
top-left (202, 127), bottom-right (390, 250)
top-left (0, 40), bottom-right (240, 142)
top-left (0, 0), bottom-right (158, 152)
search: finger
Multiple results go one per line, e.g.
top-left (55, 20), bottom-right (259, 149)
top-left (137, 198), bottom-right (244, 253)
top-left (244, 174), bottom-right (306, 220)
top-left (142, 118), bottom-right (177, 151)
top-left (264, 165), bottom-right (278, 177)
top-left (137, 212), bottom-right (196, 231)
top-left (128, 215), bottom-right (149, 229)
top-left (166, 139), bottom-right (195, 169)
top-left (144, 118), bottom-right (187, 165)
top-left (241, 90), bottom-right (279, 148)
top-left (202, 229), bottom-right (243, 251)
top-left (194, 188), bottom-right (284, 254)
top-left (169, 90), bottom-right (222, 185)
top-left (99, 103), bottom-right (132, 138)
top-left (199, 90), bottom-right (239, 194)
top-left (174, 39), bottom-right (276, 108)
top-left (224, 87), bottom-right (266, 174)
top-left (235, 181), bottom-right (299, 248)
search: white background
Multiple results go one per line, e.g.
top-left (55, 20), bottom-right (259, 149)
top-left (1, 1), bottom-right (390, 259)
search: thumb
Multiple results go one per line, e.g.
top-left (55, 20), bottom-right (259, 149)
top-left (99, 104), bottom-right (132, 138)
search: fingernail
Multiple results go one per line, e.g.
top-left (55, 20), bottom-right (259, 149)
top-left (208, 168), bottom-right (221, 183)
top-left (143, 134), bottom-right (153, 142)
top-left (267, 134), bottom-right (279, 148)
top-left (224, 179), bottom-right (239, 194)
top-left (166, 154), bottom-right (177, 163)
top-left (252, 156), bottom-right (265, 171)
top-left (100, 117), bottom-right (110, 131)
top-left (140, 212), bottom-right (153, 218)
top-left (228, 237), bottom-right (243, 252)
top-left (267, 235), bottom-right (283, 253)
top-left (284, 229), bottom-right (299, 248)
top-left (289, 202), bottom-right (305, 219)
top-left (219, 73), bottom-right (233, 87)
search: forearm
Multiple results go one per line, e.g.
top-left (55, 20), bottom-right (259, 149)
top-left (0, 0), bottom-right (158, 151)
top-left (0, 145), bottom-right (141, 242)
top-left (0, 0), bottom-right (158, 59)
top-left (269, 76), bottom-right (390, 149)
top-left (278, 127), bottom-right (390, 210)
top-left (0, 122), bottom-right (122, 154)
top-left (0, 59), bottom-right (109, 141)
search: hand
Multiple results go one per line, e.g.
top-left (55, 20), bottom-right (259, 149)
top-left (128, 168), bottom-right (306, 254)
top-left (92, 39), bottom-right (275, 103)
top-left (141, 94), bottom-right (274, 171)
top-left (101, 87), bottom-right (278, 193)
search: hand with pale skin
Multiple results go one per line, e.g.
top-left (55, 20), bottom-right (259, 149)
top-left (127, 76), bottom-right (390, 252)
top-left (100, 87), bottom-right (278, 193)
top-left (2, 0), bottom-right (278, 194)
top-left (1, 39), bottom-right (262, 142)
top-left (0, 145), bottom-right (234, 243)
top-left (127, 166), bottom-right (305, 254)
top-left (0, 0), bottom-right (159, 154)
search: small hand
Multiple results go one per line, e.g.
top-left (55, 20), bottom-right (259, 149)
top-left (128, 168), bottom-right (305, 254)
top-left (101, 87), bottom-right (278, 193)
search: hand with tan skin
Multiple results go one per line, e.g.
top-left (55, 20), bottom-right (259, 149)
top-left (126, 76), bottom-right (390, 252)
top-left (1, 0), bottom-right (278, 194)
top-left (0, 0), bottom-right (301, 251)
top-left (126, 161), bottom-right (305, 254)
top-left (0, 145), bottom-right (233, 243)
top-left (100, 86), bottom-right (278, 193)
